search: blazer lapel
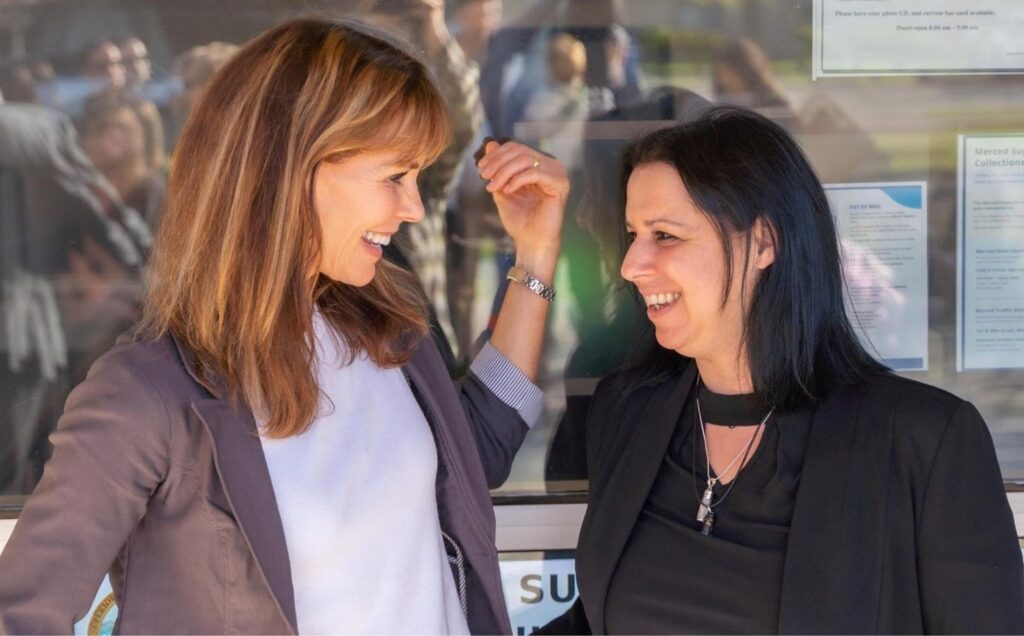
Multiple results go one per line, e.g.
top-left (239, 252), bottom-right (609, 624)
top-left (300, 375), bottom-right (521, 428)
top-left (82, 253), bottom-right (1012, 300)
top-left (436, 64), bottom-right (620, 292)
top-left (171, 336), bottom-right (298, 634)
top-left (778, 378), bottom-right (899, 634)
top-left (403, 339), bottom-right (513, 634)
top-left (580, 364), bottom-right (696, 634)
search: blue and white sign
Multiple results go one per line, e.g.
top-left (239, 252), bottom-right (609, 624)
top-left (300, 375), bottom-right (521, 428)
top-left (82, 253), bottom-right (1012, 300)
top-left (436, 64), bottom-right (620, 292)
top-left (827, 182), bottom-right (930, 372)
top-left (957, 134), bottom-right (1024, 370)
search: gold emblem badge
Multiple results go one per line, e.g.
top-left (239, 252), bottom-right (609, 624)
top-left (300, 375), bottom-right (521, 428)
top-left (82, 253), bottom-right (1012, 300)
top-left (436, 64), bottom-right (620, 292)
top-left (87, 593), bottom-right (117, 636)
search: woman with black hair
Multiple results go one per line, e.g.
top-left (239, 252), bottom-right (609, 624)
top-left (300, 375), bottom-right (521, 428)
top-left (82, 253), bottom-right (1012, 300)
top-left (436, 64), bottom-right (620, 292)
top-left (547, 107), bottom-right (1024, 634)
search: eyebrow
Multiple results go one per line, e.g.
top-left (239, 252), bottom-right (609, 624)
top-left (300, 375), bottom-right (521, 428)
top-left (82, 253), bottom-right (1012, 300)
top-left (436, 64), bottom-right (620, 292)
top-left (625, 217), bottom-right (695, 230)
top-left (377, 159), bottom-right (421, 171)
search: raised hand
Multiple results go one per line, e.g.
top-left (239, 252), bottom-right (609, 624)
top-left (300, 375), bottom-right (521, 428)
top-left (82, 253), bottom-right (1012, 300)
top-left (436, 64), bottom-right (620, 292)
top-left (476, 139), bottom-right (569, 258)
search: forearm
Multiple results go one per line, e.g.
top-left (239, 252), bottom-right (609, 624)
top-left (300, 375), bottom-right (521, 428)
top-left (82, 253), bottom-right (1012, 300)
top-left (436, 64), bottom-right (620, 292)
top-left (489, 246), bottom-right (559, 381)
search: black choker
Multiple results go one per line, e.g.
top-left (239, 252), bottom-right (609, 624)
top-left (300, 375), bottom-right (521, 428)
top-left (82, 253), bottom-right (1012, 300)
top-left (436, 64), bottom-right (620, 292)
top-left (697, 385), bottom-right (769, 427)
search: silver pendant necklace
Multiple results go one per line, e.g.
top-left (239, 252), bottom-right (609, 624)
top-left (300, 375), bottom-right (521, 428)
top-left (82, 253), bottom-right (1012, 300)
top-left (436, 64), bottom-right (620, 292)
top-left (693, 379), bottom-right (774, 536)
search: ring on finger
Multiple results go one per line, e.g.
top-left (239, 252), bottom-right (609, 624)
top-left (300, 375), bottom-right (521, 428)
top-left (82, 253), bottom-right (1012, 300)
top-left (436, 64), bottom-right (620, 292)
top-left (531, 156), bottom-right (541, 169)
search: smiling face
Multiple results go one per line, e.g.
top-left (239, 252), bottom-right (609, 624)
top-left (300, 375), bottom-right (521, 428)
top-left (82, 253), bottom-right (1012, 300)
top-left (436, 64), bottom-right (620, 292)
top-left (313, 150), bottom-right (424, 286)
top-left (621, 161), bottom-right (774, 365)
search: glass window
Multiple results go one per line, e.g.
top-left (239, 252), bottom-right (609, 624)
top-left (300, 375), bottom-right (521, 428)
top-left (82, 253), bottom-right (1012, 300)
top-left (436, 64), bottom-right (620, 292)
top-left (3, 0), bottom-right (1024, 515)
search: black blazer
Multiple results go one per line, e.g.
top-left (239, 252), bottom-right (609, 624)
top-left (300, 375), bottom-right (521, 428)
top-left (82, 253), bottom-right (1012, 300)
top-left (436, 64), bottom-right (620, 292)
top-left (551, 362), bottom-right (1024, 634)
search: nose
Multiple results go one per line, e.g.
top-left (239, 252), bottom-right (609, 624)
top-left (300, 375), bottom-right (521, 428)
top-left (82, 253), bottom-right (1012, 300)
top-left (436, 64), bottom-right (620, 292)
top-left (620, 237), bottom-right (654, 284)
top-left (399, 183), bottom-right (426, 224)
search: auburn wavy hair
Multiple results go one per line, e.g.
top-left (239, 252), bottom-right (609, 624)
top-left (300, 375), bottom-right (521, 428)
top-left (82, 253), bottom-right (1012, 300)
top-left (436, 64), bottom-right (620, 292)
top-left (139, 18), bottom-right (451, 437)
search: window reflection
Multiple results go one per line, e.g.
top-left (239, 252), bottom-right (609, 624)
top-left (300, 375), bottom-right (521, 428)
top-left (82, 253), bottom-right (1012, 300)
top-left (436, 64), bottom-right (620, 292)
top-left (3, 0), bottom-right (1024, 503)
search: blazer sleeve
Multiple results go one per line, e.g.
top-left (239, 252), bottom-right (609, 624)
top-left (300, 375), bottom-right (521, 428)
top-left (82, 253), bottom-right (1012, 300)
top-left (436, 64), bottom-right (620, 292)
top-left (0, 346), bottom-right (171, 635)
top-left (459, 342), bottom-right (535, 489)
top-left (916, 400), bottom-right (1024, 634)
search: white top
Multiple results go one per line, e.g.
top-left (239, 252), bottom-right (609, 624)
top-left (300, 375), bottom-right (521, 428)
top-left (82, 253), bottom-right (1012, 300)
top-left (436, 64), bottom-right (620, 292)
top-left (259, 312), bottom-right (470, 635)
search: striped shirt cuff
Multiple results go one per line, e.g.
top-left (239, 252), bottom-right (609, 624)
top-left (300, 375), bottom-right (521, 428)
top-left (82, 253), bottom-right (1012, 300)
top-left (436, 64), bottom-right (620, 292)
top-left (470, 341), bottom-right (543, 427)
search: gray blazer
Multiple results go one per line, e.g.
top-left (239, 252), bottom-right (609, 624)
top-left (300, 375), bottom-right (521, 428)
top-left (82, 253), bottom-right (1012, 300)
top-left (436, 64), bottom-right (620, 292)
top-left (0, 331), bottom-right (529, 634)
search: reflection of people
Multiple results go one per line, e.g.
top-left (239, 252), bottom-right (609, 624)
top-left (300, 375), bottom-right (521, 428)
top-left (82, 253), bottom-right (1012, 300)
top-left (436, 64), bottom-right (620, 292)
top-left (0, 61), bottom-right (38, 104)
top-left (117, 37), bottom-right (152, 90)
top-left (0, 18), bottom-right (568, 634)
top-left (448, 0), bottom-right (502, 65)
top-left (168, 41), bottom-right (239, 141)
top-left (79, 40), bottom-right (127, 88)
top-left (444, 0), bottom-right (507, 359)
top-left (359, 0), bottom-right (484, 360)
top-left (523, 33), bottom-right (591, 123)
top-left (0, 98), bottom-right (149, 495)
top-left (480, 0), bottom-right (643, 139)
top-left (711, 38), bottom-right (792, 115)
top-left (545, 108), bottom-right (1024, 634)
top-left (79, 86), bottom-right (166, 227)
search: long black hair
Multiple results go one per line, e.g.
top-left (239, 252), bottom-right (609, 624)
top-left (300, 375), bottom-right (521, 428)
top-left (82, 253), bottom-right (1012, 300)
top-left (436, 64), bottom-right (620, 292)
top-left (619, 106), bottom-right (885, 408)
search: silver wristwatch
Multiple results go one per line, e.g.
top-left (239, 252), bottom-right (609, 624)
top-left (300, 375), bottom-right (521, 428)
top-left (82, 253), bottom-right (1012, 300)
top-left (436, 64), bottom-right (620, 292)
top-left (506, 265), bottom-right (556, 302)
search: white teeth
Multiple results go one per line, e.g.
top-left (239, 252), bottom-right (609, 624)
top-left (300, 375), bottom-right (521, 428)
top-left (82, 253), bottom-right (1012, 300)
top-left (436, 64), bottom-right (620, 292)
top-left (643, 292), bottom-right (681, 308)
top-left (363, 231), bottom-right (391, 246)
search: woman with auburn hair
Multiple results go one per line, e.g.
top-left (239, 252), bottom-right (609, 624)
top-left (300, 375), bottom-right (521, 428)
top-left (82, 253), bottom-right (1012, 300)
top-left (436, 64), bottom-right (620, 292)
top-left (0, 18), bottom-right (568, 635)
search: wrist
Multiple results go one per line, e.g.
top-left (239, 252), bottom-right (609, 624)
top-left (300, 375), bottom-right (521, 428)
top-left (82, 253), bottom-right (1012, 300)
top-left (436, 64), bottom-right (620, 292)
top-left (514, 245), bottom-right (560, 282)
top-left (506, 265), bottom-right (556, 302)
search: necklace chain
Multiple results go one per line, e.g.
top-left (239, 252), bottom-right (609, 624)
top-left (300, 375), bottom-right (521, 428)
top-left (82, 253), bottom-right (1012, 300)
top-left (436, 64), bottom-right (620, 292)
top-left (692, 376), bottom-right (775, 535)
top-left (696, 396), bottom-right (764, 485)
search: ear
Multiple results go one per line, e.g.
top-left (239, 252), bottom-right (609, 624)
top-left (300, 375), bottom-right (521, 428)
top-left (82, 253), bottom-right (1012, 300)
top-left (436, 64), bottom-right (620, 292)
top-left (752, 216), bottom-right (776, 270)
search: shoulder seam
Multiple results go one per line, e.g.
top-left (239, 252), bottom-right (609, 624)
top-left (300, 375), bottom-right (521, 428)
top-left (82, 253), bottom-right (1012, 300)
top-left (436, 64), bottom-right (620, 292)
top-left (118, 346), bottom-right (175, 483)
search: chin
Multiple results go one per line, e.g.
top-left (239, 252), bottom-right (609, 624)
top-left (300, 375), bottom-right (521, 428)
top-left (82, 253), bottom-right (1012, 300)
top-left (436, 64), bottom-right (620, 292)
top-left (653, 329), bottom-right (675, 350)
top-left (346, 274), bottom-right (375, 287)
top-left (654, 330), bottom-right (689, 357)
top-left (322, 269), bottom-right (375, 287)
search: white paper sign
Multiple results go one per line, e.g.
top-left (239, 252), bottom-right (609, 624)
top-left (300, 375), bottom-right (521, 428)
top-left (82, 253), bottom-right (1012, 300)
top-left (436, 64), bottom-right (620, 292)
top-left (827, 182), bottom-right (929, 371)
top-left (814, 0), bottom-right (1024, 78)
top-left (957, 135), bottom-right (1024, 371)
top-left (499, 553), bottom-right (578, 635)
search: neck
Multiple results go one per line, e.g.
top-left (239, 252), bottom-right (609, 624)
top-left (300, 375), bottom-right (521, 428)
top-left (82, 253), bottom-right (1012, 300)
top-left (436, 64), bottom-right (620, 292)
top-left (694, 353), bottom-right (753, 395)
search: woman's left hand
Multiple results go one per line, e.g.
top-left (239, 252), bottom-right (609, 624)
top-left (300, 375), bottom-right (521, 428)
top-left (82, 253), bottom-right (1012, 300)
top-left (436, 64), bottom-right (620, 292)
top-left (476, 140), bottom-right (569, 260)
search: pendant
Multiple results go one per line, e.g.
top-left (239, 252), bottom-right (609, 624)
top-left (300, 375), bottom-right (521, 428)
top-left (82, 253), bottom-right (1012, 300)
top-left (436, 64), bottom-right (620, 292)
top-left (700, 509), bottom-right (715, 536)
top-left (696, 481), bottom-right (714, 523)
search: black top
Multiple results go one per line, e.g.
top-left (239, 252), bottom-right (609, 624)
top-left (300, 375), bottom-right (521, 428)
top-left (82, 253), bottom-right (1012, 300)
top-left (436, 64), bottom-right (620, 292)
top-left (549, 364), bottom-right (1023, 635)
top-left (604, 385), bottom-right (813, 634)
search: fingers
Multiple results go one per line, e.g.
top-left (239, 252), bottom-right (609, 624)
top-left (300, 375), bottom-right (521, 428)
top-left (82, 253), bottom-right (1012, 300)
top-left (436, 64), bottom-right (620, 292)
top-left (485, 153), bottom-right (540, 193)
top-left (476, 140), bottom-right (522, 177)
top-left (500, 161), bottom-right (568, 198)
top-left (477, 140), bottom-right (565, 195)
top-left (476, 139), bottom-right (552, 177)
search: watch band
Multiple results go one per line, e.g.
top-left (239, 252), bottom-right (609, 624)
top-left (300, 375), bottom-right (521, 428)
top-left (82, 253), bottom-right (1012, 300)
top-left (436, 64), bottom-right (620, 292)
top-left (506, 265), bottom-right (556, 302)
